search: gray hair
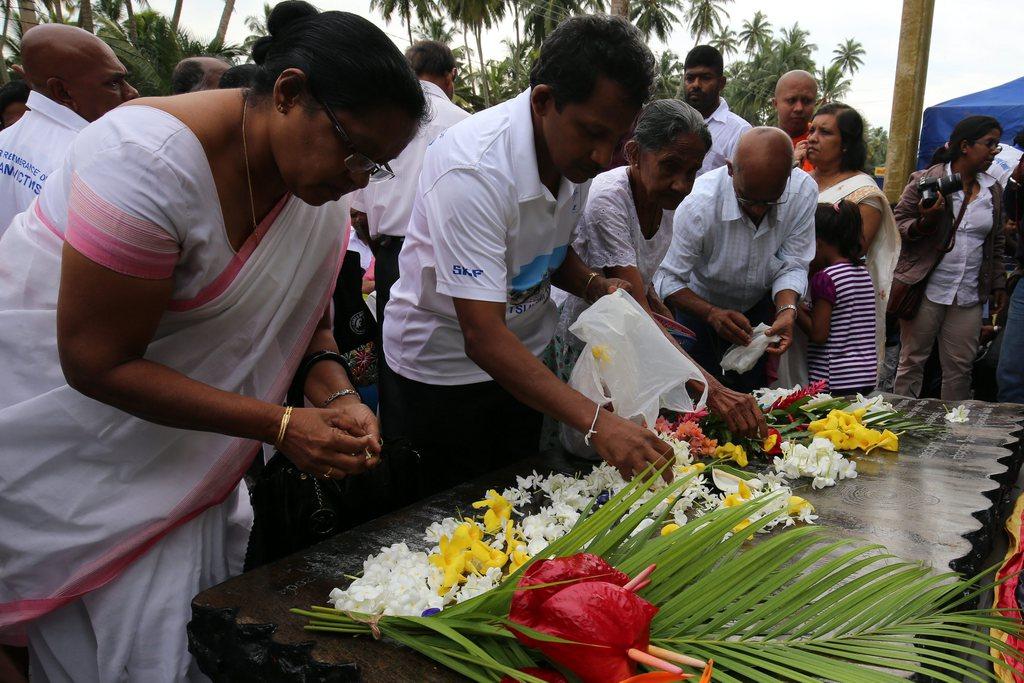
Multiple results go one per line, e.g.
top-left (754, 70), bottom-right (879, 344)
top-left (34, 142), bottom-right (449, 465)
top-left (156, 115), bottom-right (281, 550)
top-left (633, 99), bottom-right (712, 153)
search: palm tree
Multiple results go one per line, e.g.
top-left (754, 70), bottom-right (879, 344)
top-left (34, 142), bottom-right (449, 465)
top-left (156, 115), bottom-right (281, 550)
top-left (609, 0), bottom-right (626, 16)
top-left (737, 10), bottom-right (770, 55)
top-left (778, 22), bottom-right (816, 60)
top-left (414, 15), bottom-right (455, 43)
top-left (169, 0), bottom-right (182, 31)
top-left (523, 0), bottom-right (603, 48)
top-left (0, 0), bottom-right (12, 84)
top-left (817, 62), bottom-right (851, 103)
top-left (243, 1), bottom-right (271, 55)
top-left (832, 38), bottom-right (865, 75)
top-left (684, 0), bottom-right (731, 45)
top-left (654, 50), bottom-right (682, 99)
top-left (370, 0), bottom-right (435, 45)
top-left (629, 0), bottom-right (682, 43)
top-left (460, 0), bottom-right (504, 106)
top-left (710, 27), bottom-right (737, 58)
top-left (214, 0), bottom-right (233, 47)
top-left (18, 0), bottom-right (38, 34)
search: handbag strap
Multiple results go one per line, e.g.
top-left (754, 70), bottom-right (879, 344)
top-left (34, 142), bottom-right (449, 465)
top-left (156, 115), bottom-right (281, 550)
top-left (939, 186), bottom-right (971, 255)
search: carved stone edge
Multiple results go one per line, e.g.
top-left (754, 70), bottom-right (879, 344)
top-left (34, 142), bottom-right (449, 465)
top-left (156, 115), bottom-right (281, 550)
top-left (188, 603), bottom-right (360, 683)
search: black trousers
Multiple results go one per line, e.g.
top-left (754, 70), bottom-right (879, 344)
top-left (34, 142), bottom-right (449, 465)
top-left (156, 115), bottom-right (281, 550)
top-left (380, 372), bottom-right (543, 505)
top-left (374, 236), bottom-right (404, 440)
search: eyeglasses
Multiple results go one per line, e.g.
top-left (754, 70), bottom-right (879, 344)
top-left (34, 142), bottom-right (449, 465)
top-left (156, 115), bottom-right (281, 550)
top-left (735, 178), bottom-right (791, 208)
top-left (315, 96), bottom-right (395, 183)
top-left (974, 139), bottom-right (1003, 153)
top-left (736, 192), bottom-right (790, 208)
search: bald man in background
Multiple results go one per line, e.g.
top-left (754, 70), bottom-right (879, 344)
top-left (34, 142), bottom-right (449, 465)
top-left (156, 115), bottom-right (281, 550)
top-left (170, 56), bottom-right (230, 94)
top-left (772, 70), bottom-right (818, 171)
top-left (654, 127), bottom-right (818, 390)
top-left (0, 24), bottom-right (137, 236)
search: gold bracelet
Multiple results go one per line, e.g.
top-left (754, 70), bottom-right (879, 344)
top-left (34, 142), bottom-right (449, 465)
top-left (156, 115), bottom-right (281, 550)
top-left (584, 271), bottom-right (599, 303)
top-left (275, 406), bottom-right (293, 450)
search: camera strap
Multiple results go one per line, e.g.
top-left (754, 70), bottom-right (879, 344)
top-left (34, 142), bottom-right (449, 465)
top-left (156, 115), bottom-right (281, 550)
top-left (939, 194), bottom-right (970, 255)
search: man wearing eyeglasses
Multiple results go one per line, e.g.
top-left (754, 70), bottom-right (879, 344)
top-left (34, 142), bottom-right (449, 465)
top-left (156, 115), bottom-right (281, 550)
top-left (654, 127), bottom-right (818, 391)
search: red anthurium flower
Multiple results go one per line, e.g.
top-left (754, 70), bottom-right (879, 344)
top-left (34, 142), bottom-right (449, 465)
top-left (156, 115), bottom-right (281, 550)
top-left (499, 667), bottom-right (568, 683)
top-left (510, 554), bottom-right (629, 627)
top-left (509, 555), bottom-right (658, 683)
top-left (620, 674), bottom-right (690, 683)
top-left (762, 427), bottom-right (782, 455)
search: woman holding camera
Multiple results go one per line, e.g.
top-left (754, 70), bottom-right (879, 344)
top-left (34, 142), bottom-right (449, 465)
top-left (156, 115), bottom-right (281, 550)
top-left (892, 115), bottom-right (1006, 399)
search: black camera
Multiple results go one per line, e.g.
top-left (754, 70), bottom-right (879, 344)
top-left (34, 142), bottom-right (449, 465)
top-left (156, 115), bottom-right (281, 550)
top-left (918, 172), bottom-right (962, 209)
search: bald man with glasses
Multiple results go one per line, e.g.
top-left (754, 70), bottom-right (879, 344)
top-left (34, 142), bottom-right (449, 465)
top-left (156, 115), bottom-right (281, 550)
top-left (654, 127), bottom-right (818, 391)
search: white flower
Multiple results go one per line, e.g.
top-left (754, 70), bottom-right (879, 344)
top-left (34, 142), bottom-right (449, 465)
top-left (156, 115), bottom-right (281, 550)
top-left (847, 393), bottom-right (896, 415)
top-left (753, 386), bottom-right (798, 410)
top-left (774, 438), bottom-right (854, 490)
top-left (945, 405), bottom-right (970, 424)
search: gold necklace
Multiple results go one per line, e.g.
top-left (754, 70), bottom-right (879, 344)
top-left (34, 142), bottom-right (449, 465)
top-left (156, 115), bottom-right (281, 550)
top-left (240, 99), bottom-right (259, 245)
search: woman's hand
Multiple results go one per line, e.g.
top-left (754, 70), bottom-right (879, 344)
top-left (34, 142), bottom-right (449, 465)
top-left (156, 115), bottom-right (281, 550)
top-left (917, 191), bottom-right (945, 226)
top-left (278, 406), bottom-right (382, 479)
top-left (646, 284), bottom-right (673, 318)
top-left (705, 380), bottom-right (767, 438)
top-left (992, 288), bottom-right (1008, 319)
top-left (793, 140), bottom-right (809, 168)
top-left (586, 274), bottom-right (632, 303)
top-left (589, 409), bottom-right (674, 483)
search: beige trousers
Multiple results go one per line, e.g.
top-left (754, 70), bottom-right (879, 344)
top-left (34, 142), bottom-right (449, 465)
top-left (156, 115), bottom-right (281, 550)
top-left (894, 297), bottom-right (981, 400)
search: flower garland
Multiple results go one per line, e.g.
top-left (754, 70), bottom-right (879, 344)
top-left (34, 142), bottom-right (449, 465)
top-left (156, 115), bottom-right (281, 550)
top-left (328, 452), bottom-right (811, 617)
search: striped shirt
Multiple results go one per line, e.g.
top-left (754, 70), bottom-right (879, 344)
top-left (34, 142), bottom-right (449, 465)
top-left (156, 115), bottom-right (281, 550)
top-left (807, 262), bottom-right (877, 391)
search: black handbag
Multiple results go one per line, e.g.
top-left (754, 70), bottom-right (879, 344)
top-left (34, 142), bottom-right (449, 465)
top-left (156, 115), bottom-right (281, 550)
top-left (244, 351), bottom-right (417, 570)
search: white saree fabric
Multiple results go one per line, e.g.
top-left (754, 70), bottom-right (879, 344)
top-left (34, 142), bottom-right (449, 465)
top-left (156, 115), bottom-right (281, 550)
top-left (775, 174), bottom-right (900, 388)
top-left (0, 178), bottom-right (347, 650)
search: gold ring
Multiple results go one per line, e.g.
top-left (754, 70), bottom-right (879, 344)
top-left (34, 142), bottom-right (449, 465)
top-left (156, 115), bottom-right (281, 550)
top-left (364, 448), bottom-right (373, 461)
top-left (325, 466), bottom-right (334, 479)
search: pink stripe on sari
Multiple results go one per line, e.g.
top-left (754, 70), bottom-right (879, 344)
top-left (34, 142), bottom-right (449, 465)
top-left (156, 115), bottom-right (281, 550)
top-left (65, 174), bottom-right (180, 279)
top-left (0, 245), bottom-right (345, 641)
top-left (167, 194), bottom-right (291, 312)
top-left (33, 201), bottom-right (62, 242)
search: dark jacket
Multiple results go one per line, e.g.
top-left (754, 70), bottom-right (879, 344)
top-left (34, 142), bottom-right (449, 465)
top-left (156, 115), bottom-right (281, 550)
top-left (893, 163), bottom-right (1006, 299)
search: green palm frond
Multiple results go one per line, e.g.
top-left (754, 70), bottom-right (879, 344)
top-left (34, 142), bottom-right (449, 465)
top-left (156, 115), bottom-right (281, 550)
top-left (297, 469), bottom-right (1023, 682)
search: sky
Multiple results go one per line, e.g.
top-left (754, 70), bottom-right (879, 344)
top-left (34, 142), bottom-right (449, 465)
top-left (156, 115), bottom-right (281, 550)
top-left (150, 0), bottom-right (1024, 133)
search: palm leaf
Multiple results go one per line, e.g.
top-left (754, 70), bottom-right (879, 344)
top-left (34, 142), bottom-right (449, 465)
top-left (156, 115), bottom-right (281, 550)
top-left (298, 469), bottom-right (1024, 681)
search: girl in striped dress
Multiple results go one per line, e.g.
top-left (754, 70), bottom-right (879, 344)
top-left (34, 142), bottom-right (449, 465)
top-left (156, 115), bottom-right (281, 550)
top-left (797, 201), bottom-right (879, 393)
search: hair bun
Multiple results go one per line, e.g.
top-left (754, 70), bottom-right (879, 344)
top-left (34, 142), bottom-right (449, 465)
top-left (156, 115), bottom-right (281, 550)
top-left (252, 1), bottom-right (319, 65)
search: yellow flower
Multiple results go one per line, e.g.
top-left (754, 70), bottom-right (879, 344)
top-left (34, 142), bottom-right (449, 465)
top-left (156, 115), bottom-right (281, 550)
top-left (737, 478), bottom-right (753, 499)
top-left (429, 534), bottom-right (470, 594)
top-left (787, 496), bottom-right (814, 516)
top-left (661, 523), bottom-right (681, 536)
top-left (467, 540), bottom-right (507, 573)
top-left (714, 442), bottom-right (748, 468)
top-left (763, 432), bottom-right (779, 452)
top-left (592, 344), bottom-right (612, 365)
top-left (678, 463), bottom-right (706, 476)
top-left (847, 424), bottom-right (883, 451)
top-left (866, 429), bottom-right (899, 453)
top-left (732, 518), bottom-right (752, 535)
top-left (722, 492), bottom-right (747, 508)
top-left (472, 489), bottom-right (512, 533)
top-left (508, 546), bottom-right (531, 574)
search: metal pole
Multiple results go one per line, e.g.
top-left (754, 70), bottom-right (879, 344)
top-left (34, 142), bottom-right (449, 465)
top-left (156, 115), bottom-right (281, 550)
top-left (882, 0), bottom-right (936, 203)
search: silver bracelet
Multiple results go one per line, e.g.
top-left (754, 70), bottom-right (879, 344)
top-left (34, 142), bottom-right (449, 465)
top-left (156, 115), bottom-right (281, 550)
top-left (321, 389), bottom-right (359, 408)
top-left (776, 304), bottom-right (798, 316)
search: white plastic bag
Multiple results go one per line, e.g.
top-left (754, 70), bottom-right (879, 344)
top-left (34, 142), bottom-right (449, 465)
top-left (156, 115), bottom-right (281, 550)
top-left (720, 322), bottom-right (780, 374)
top-left (561, 290), bottom-right (708, 457)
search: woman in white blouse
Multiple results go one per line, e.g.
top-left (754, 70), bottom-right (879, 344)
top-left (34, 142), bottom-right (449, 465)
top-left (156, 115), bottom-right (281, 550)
top-left (892, 115), bottom-right (1006, 399)
top-left (550, 99), bottom-right (765, 447)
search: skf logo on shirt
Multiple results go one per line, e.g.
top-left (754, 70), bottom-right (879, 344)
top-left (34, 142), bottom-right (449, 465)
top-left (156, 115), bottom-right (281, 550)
top-left (453, 264), bottom-right (484, 278)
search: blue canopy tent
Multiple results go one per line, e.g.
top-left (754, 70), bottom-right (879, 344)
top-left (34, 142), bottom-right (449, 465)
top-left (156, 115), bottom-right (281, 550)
top-left (917, 76), bottom-right (1024, 169)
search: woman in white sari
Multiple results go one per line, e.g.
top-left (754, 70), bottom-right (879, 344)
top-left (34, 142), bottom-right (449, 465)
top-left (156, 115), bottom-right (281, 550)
top-left (0, 3), bottom-right (426, 680)
top-left (776, 103), bottom-right (900, 388)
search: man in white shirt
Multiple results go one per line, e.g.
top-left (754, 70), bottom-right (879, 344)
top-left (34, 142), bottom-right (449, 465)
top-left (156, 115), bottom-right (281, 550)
top-left (683, 45), bottom-right (751, 177)
top-left (655, 127), bottom-right (817, 391)
top-left (989, 130), bottom-right (1024, 187)
top-left (351, 41), bottom-right (469, 329)
top-left (0, 24), bottom-right (137, 236)
top-left (170, 56), bottom-right (230, 94)
top-left (382, 16), bottom-right (680, 500)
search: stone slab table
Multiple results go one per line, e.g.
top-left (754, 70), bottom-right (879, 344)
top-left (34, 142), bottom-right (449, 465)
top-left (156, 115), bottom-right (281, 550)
top-left (189, 397), bottom-right (1023, 682)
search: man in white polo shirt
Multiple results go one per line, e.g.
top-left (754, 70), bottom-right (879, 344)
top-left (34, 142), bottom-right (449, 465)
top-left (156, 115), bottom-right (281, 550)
top-left (683, 45), bottom-right (751, 177)
top-left (0, 24), bottom-right (137, 236)
top-left (383, 16), bottom-right (676, 498)
top-left (351, 40), bottom-right (469, 347)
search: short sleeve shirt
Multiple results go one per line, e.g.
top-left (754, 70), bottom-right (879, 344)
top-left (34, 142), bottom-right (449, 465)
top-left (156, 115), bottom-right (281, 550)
top-left (383, 89), bottom-right (588, 385)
